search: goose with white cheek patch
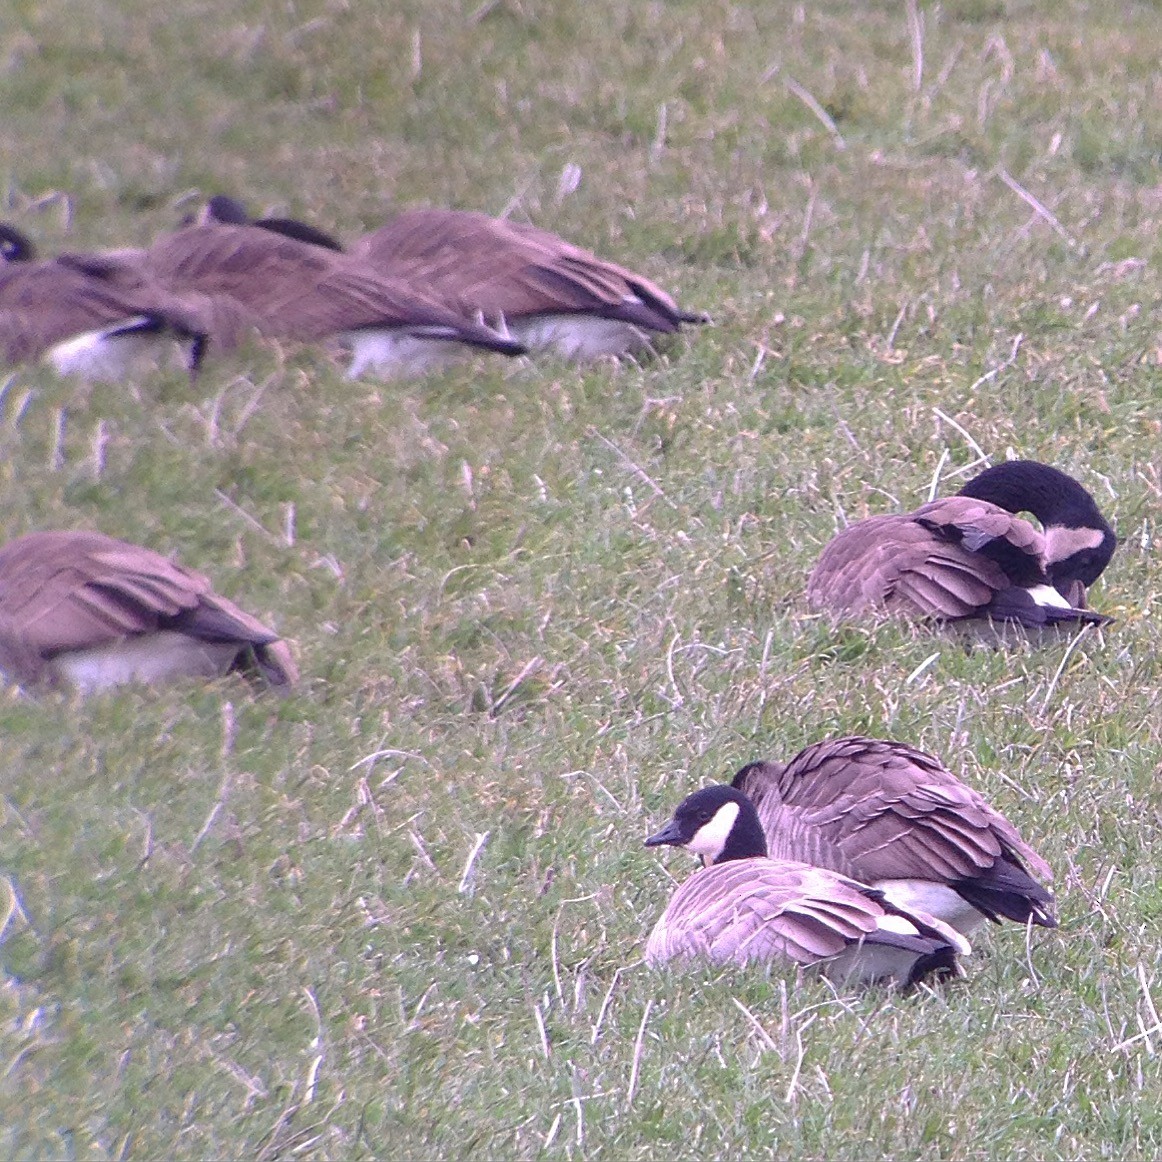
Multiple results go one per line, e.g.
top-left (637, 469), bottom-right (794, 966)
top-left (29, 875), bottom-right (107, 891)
top-left (644, 785), bottom-right (970, 990)
top-left (807, 460), bottom-right (1116, 630)
top-left (731, 736), bottom-right (1056, 937)
top-left (0, 531), bottom-right (298, 695)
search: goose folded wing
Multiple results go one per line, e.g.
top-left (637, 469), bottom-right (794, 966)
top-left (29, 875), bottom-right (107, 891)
top-left (822, 782), bottom-right (1050, 883)
top-left (52, 252), bottom-right (259, 350)
top-left (646, 861), bottom-right (878, 967)
top-left (152, 230), bottom-right (518, 349)
top-left (769, 738), bottom-right (1052, 883)
top-left (4, 546), bottom-right (212, 654)
top-left (913, 498), bottom-right (1045, 584)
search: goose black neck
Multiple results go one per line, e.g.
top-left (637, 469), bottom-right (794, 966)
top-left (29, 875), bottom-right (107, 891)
top-left (956, 460), bottom-right (1105, 531)
top-left (716, 794), bottom-right (769, 863)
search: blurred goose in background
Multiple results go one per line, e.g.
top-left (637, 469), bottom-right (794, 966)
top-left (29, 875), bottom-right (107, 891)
top-left (644, 784), bottom-right (970, 989)
top-left (0, 223), bottom-right (241, 380)
top-left (807, 460), bottom-right (1117, 628)
top-left (171, 196), bottom-right (527, 376)
top-left (204, 196), bottom-right (709, 361)
top-left (0, 531), bottom-right (298, 694)
top-left (351, 207), bottom-right (710, 361)
top-left (730, 736), bottom-right (1056, 936)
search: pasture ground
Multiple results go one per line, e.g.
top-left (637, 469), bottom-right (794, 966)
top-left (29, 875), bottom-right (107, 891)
top-left (1, 1), bottom-right (1161, 1156)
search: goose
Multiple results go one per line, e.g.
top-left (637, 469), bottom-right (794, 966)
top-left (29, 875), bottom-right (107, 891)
top-left (730, 736), bottom-right (1056, 936)
top-left (0, 531), bottom-right (298, 694)
top-left (202, 197), bottom-right (709, 362)
top-left (351, 207), bottom-right (710, 361)
top-left (0, 224), bottom-right (239, 380)
top-left (807, 460), bottom-right (1117, 628)
top-left (149, 197), bottom-right (528, 376)
top-left (644, 784), bottom-right (970, 989)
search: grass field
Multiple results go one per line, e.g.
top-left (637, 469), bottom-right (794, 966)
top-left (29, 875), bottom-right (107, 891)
top-left (2, 0), bottom-right (1162, 1156)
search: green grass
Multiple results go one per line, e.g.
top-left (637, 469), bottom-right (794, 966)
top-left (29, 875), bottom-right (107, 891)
top-left (2, 0), bottom-right (1162, 1156)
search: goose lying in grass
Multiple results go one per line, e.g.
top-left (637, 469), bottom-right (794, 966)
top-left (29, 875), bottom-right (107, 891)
top-left (205, 195), bottom-right (708, 362)
top-left (644, 784), bottom-right (970, 990)
top-left (730, 736), bottom-right (1056, 936)
top-left (807, 460), bottom-right (1116, 629)
top-left (351, 207), bottom-right (709, 361)
top-left (75, 200), bottom-right (528, 379)
top-left (0, 531), bottom-right (298, 694)
top-left (0, 223), bottom-right (235, 380)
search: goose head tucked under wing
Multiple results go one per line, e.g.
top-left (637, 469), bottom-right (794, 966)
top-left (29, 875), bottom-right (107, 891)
top-left (0, 530), bottom-right (298, 695)
top-left (350, 207), bottom-right (711, 362)
top-left (807, 459), bottom-right (1117, 629)
top-left (0, 223), bottom-right (216, 380)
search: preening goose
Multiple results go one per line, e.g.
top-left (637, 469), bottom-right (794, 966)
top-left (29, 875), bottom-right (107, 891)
top-left (350, 208), bottom-right (709, 361)
top-left (0, 531), bottom-right (298, 694)
top-left (0, 224), bottom-right (233, 380)
top-left (807, 460), bottom-right (1117, 628)
top-left (172, 197), bottom-right (527, 376)
top-left (730, 736), bottom-right (1056, 935)
top-left (644, 784), bottom-right (970, 989)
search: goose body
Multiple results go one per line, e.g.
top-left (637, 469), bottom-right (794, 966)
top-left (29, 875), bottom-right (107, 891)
top-left (0, 531), bottom-right (297, 694)
top-left (730, 736), bottom-right (1056, 935)
top-left (350, 208), bottom-right (710, 361)
top-left (644, 785), bottom-right (969, 989)
top-left (180, 198), bottom-right (527, 375)
top-left (807, 460), bottom-right (1116, 628)
top-left (0, 225), bottom-right (223, 379)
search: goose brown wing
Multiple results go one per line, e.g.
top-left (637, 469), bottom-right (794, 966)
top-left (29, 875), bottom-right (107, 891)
top-left (55, 252), bottom-right (261, 350)
top-left (743, 737), bottom-right (1053, 886)
top-left (911, 497), bottom-right (1045, 585)
top-left (808, 503), bottom-right (1042, 618)
top-left (0, 261), bottom-right (194, 362)
top-left (356, 209), bottom-right (704, 330)
top-left (645, 858), bottom-right (889, 966)
top-left (0, 532), bottom-right (293, 681)
top-left (144, 224), bottom-right (522, 352)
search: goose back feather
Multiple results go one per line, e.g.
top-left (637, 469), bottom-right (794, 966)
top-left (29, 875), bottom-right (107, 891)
top-left (731, 736), bottom-right (1056, 933)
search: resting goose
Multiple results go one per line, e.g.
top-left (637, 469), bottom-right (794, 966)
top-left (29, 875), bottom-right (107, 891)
top-left (730, 736), bottom-right (1056, 935)
top-left (351, 207), bottom-right (709, 361)
top-left (807, 460), bottom-right (1117, 628)
top-left (0, 531), bottom-right (298, 694)
top-left (644, 784), bottom-right (970, 989)
top-left (0, 224), bottom-right (235, 380)
top-left (169, 197), bottom-right (527, 376)
top-left (202, 197), bottom-right (708, 362)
